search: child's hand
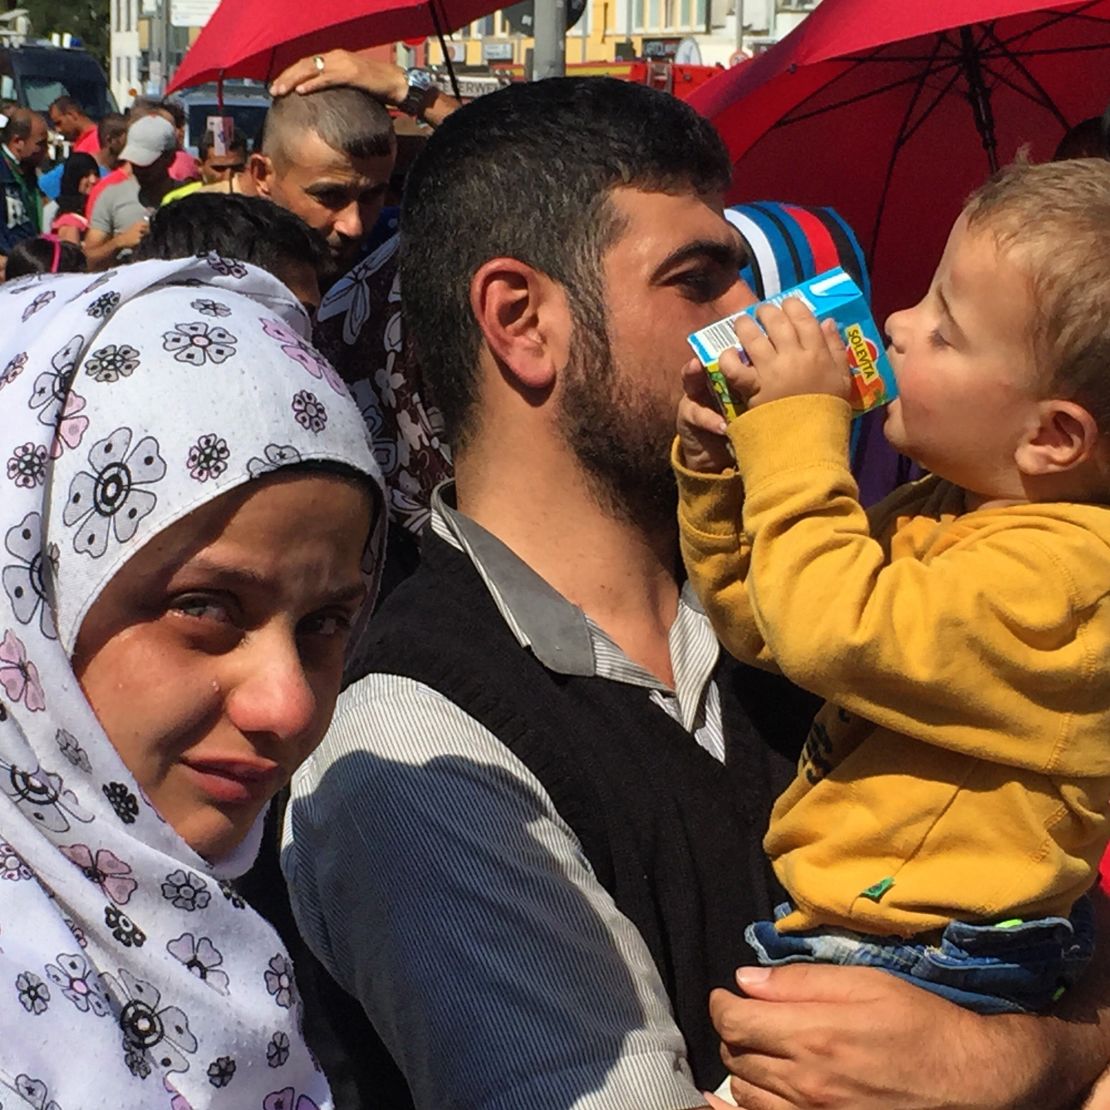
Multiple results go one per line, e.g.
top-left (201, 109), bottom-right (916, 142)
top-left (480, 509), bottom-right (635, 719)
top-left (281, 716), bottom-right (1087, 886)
top-left (677, 357), bottom-right (733, 473)
top-left (725, 297), bottom-right (851, 409)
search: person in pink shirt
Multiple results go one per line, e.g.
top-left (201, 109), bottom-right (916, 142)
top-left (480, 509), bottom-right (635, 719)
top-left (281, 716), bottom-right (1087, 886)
top-left (50, 151), bottom-right (99, 242)
top-left (84, 162), bottom-right (127, 220)
top-left (161, 96), bottom-right (200, 182)
top-left (48, 95), bottom-right (100, 156)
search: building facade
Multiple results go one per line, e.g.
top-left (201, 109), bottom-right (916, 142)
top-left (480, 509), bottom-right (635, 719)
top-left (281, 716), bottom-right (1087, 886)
top-left (424, 0), bottom-right (819, 72)
top-left (117, 0), bottom-right (818, 103)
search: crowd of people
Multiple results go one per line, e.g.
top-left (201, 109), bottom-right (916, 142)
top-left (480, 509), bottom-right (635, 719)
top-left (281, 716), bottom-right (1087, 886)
top-left (1, 44), bottom-right (1110, 1110)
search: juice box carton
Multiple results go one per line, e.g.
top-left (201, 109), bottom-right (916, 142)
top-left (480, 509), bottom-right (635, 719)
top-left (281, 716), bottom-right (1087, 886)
top-left (687, 267), bottom-right (898, 422)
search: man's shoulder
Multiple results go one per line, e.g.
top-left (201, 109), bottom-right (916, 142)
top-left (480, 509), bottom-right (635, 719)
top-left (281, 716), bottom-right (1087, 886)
top-left (73, 128), bottom-right (100, 155)
top-left (357, 534), bottom-right (503, 650)
top-left (316, 673), bottom-right (530, 779)
top-left (99, 175), bottom-right (138, 201)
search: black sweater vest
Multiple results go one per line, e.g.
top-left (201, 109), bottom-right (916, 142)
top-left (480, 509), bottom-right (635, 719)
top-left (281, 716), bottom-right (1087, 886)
top-left (354, 534), bottom-right (815, 1090)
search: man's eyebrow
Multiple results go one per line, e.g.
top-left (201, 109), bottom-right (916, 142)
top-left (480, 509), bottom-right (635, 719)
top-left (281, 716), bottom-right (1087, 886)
top-left (651, 238), bottom-right (750, 281)
top-left (304, 180), bottom-right (355, 196)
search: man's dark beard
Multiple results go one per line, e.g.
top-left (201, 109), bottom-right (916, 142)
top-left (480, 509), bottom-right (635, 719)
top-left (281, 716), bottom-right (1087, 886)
top-left (556, 315), bottom-right (679, 537)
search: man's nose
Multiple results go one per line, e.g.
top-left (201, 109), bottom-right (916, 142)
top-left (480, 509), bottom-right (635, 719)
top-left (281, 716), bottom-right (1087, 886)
top-left (718, 276), bottom-right (758, 317)
top-left (332, 201), bottom-right (364, 243)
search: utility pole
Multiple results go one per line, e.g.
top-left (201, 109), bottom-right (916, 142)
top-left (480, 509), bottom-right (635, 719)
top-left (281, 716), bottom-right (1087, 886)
top-left (532, 0), bottom-right (566, 80)
top-left (149, 0), bottom-right (164, 92)
top-left (734, 0), bottom-right (745, 53)
top-left (162, 0), bottom-right (172, 91)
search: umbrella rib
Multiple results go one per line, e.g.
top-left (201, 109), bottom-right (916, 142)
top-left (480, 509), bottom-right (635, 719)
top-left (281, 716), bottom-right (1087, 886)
top-left (990, 40), bottom-right (1110, 58)
top-left (981, 62), bottom-right (1072, 126)
top-left (992, 0), bottom-right (1110, 51)
top-left (894, 66), bottom-right (964, 147)
top-left (780, 55), bottom-right (960, 126)
top-left (979, 24), bottom-right (1071, 128)
top-left (866, 33), bottom-right (954, 270)
top-left (428, 0), bottom-right (463, 99)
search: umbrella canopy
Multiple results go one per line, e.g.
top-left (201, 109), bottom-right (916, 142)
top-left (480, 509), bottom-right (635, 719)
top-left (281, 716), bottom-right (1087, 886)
top-left (167, 0), bottom-right (499, 92)
top-left (690, 0), bottom-right (1110, 321)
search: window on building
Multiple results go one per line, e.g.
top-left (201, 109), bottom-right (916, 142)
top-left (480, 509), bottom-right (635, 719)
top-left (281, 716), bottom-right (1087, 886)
top-left (635, 0), bottom-right (704, 30)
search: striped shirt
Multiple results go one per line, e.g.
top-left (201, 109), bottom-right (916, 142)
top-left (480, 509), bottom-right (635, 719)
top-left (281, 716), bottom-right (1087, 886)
top-left (285, 484), bottom-right (724, 1110)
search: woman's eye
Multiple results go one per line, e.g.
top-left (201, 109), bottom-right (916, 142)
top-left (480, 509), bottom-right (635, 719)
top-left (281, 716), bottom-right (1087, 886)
top-left (928, 328), bottom-right (949, 350)
top-left (171, 595), bottom-right (233, 623)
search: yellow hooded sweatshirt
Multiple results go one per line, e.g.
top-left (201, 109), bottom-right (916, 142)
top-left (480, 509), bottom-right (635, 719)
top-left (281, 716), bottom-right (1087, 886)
top-left (674, 394), bottom-right (1110, 937)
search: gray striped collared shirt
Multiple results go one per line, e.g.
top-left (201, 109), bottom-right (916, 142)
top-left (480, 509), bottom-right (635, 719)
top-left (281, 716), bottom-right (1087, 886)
top-left (284, 484), bottom-right (725, 1110)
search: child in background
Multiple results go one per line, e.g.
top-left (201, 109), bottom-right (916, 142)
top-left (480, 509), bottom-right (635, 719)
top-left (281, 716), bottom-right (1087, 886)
top-left (673, 158), bottom-right (1110, 1014)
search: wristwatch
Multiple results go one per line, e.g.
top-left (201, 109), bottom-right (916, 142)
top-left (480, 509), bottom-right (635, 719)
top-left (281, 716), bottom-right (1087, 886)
top-left (398, 67), bottom-right (438, 118)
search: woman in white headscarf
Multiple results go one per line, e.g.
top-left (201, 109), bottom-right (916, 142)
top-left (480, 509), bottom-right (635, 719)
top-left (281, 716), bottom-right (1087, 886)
top-left (0, 256), bottom-right (384, 1110)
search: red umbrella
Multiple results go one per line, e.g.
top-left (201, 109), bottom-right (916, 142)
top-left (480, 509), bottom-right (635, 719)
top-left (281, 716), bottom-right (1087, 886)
top-left (690, 0), bottom-right (1110, 321)
top-left (167, 0), bottom-right (498, 92)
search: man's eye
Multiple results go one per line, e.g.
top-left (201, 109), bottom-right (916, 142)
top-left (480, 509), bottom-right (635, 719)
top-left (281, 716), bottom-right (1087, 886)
top-left (311, 191), bottom-right (348, 210)
top-left (300, 611), bottom-right (353, 639)
top-left (677, 268), bottom-right (732, 302)
top-left (928, 328), bottom-right (950, 350)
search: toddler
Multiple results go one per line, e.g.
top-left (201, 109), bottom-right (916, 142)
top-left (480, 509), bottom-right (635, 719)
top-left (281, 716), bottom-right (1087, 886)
top-left (673, 159), bottom-right (1110, 1013)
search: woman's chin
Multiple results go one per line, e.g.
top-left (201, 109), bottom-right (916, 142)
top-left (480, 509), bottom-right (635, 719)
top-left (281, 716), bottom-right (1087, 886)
top-left (171, 800), bottom-right (267, 865)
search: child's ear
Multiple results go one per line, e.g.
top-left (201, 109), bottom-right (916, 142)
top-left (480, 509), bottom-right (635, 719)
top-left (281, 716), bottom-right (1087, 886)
top-left (1015, 399), bottom-right (1101, 476)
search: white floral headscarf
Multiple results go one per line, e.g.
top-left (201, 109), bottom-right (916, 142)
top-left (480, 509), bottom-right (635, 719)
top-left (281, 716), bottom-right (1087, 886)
top-left (0, 257), bottom-right (385, 1110)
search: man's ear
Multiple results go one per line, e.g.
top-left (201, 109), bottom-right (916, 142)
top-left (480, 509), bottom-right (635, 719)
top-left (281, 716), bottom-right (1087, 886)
top-left (249, 152), bottom-right (274, 198)
top-left (470, 258), bottom-right (571, 395)
top-left (1015, 399), bottom-right (1102, 476)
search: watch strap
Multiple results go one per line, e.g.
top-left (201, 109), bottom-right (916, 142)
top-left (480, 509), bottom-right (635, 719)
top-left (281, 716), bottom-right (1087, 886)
top-left (399, 68), bottom-right (437, 117)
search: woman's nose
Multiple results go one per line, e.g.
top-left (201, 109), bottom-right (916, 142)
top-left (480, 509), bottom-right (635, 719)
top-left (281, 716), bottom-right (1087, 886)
top-left (223, 632), bottom-right (317, 745)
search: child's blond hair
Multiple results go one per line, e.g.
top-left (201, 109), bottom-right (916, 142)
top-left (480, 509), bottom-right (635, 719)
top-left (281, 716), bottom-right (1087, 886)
top-left (964, 157), bottom-right (1110, 430)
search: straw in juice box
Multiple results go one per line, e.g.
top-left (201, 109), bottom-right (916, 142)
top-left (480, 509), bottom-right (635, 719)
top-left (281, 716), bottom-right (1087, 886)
top-left (687, 267), bottom-right (897, 421)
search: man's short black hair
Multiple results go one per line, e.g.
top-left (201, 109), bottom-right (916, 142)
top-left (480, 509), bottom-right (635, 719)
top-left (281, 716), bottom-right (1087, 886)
top-left (261, 86), bottom-right (395, 167)
top-left (160, 97), bottom-right (187, 129)
top-left (98, 112), bottom-right (127, 147)
top-left (49, 95), bottom-right (88, 118)
top-left (400, 77), bottom-right (731, 450)
top-left (129, 96), bottom-right (179, 126)
top-left (197, 126), bottom-right (249, 162)
top-left (136, 193), bottom-right (332, 286)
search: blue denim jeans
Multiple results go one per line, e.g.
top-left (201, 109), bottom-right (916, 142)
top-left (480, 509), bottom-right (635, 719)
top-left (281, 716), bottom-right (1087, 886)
top-left (745, 897), bottom-right (1095, 1014)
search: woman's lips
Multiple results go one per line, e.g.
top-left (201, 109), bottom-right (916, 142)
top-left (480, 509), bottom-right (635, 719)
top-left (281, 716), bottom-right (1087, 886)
top-left (180, 756), bottom-right (282, 805)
